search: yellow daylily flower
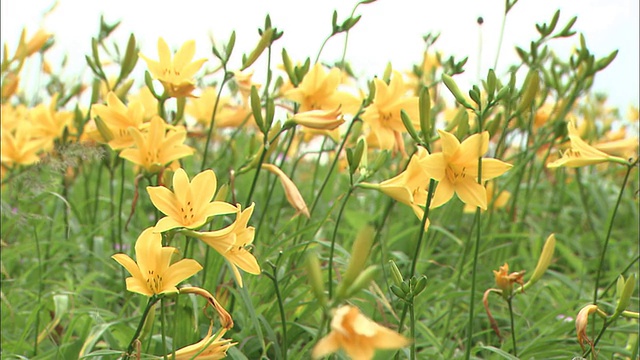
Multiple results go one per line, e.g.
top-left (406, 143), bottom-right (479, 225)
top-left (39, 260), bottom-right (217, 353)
top-left (462, 181), bottom-right (510, 213)
top-left (111, 227), bottom-right (202, 296)
top-left (420, 130), bottom-right (512, 210)
top-left (29, 94), bottom-right (73, 150)
top-left (128, 86), bottom-right (159, 120)
top-left (186, 87), bottom-right (253, 129)
top-left (192, 203), bottom-right (261, 287)
top-left (1, 123), bottom-right (47, 167)
top-left (364, 147), bottom-right (431, 229)
top-left (140, 38), bottom-right (207, 98)
top-left (312, 305), bottom-right (410, 360)
top-left (362, 71), bottom-right (419, 151)
top-left (547, 121), bottom-right (628, 168)
top-left (119, 116), bottom-right (195, 174)
top-left (173, 327), bottom-right (235, 360)
top-left (147, 168), bottom-right (237, 233)
top-left (284, 63), bottom-right (361, 114)
top-left (91, 92), bottom-right (146, 149)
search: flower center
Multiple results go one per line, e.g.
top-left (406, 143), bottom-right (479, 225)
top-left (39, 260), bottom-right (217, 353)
top-left (180, 200), bottom-right (195, 224)
top-left (445, 165), bottom-right (467, 184)
top-left (146, 269), bottom-right (163, 293)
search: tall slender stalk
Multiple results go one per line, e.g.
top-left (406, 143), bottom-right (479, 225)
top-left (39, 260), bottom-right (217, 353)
top-left (508, 298), bottom-right (517, 357)
top-left (593, 164), bottom-right (633, 304)
top-left (327, 187), bottom-right (354, 298)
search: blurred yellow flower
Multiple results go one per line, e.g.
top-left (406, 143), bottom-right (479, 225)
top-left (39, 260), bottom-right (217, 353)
top-left (140, 38), bottom-right (206, 98)
top-left (284, 63), bottom-right (360, 114)
top-left (547, 121), bottom-right (627, 168)
top-left (128, 86), bottom-right (159, 120)
top-left (186, 87), bottom-right (253, 128)
top-left (29, 94), bottom-right (73, 150)
top-left (312, 305), bottom-right (410, 360)
top-left (119, 116), bottom-right (194, 173)
top-left (91, 92), bottom-right (146, 149)
top-left (192, 203), bottom-right (261, 287)
top-left (111, 227), bottom-right (202, 296)
top-left (147, 168), bottom-right (237, 233)
top-left (420, 130), bottom-right (512, 210)
top-left (1, 123), bottom-right (47, 168)
top-left (362, 71), bottom-right (419, 151)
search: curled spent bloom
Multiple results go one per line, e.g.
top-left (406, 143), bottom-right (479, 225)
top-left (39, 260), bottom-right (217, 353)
top-left (261, 163), bottom-right (310, 218)
top-left (119, 116), bottom-right (194, 174)
top-left (361, 71), bottom-right (419, 151)
top-left (312, 305), bottom-right (410, 360)
top-left (190, 203), bottom-right (261, 288)
top-left (178, 286), bottom-right (233, 329)
top-left (420, 130), bottom-right (512, 210)
top-left (493, 263), bottom-right (525, 299)
top-left (140, 38), bottom-right (206, 98)
top-left (547, 121), bottom-right (628, 168)
top-left (91, 92), bottom-right (145, 149)
top-left (147, 168), bottom-right (237, 233)
top-left (111, 227), bottom-right (202, 296)
top-left (576, 304), bottom-right (600, 352)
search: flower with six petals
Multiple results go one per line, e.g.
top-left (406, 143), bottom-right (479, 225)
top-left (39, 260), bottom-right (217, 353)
top-left (111, 227), bottom-right (202, 296)
top-left (147, 168), bottom-right (237, 233)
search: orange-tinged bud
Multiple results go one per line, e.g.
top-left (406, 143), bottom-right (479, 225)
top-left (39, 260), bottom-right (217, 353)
top-left (25, 29), bottom-right (52, 57)
top-left (290, 107), bottom-right (344, 130)
top-left (261, 163), bottom-right (310, 218)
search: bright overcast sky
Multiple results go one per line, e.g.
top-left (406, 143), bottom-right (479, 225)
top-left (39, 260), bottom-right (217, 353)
top-left (2, 0), bottom-right (638, 111)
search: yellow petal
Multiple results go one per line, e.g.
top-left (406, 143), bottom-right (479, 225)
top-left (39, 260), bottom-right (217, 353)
top-left (455, 179), bottom-right (487, 210)
top-left (161, 258), bottom-right (203, 294)
top-left (429, 179), bottom-right (454, 209)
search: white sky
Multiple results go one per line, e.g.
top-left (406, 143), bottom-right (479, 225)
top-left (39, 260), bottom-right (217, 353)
top-left (2, 0), bottom-right (638, 112)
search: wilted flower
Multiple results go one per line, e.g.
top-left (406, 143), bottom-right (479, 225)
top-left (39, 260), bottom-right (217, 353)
top-left (493, 263), bottom-right (525, 298)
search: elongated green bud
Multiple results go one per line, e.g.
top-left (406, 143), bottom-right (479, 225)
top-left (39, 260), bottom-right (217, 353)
top-left (241, 28), bottom-right (273, 71)
top-left (401, 109), bottom-right (421, 143)
top-left (306, 253), bottom-right (326, 306)
top-left (250, 85), bottom-right (264, 132)
top-left (419, 86), bottom-right (431, 140)
top-left (442, 73), bottom-right (473, 109)
top-left (389, 260), bottom-right (404, 286)
top-left (524, 233), bottom-right (556, 291)
top-left (344, 265), bottom-right (378, 299)
top-left (342, 225), bottom-right (375, 288)
top-left (613, 274), bottom-right (636, 319)
top-left (515, 69), bottom-right (539, 114)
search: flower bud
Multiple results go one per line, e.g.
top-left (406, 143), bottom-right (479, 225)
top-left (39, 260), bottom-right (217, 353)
top-left (524, 233), bottom-right (556, 290)
top-left (290, 107), bottom-right (344, 130)
top-left (306, 252), bottom-right (326, 306)
top-left (261, 163), bottom-right (309, 218)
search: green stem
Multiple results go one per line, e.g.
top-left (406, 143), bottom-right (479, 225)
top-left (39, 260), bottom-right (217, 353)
top-left (124, 296), bottom-right (160, 360)
top-left (508, 298), bottom-right (517, 357)
top-left (328, 188), bottom-right (354, 299)
top-left (410, 302), bottom-right (416, 360)
top-left (160, 297), bottom-right (168, 360)
top-left (264, 260), bottom-right (288, 360)
top-left (593, 164), bottom-right (633, 304)
top-left (201, 71), bottom-right (231, 171)
top-left (308, 118), bottom-right (360, 217)
top-left (118, 159), bottom-right (125, 250)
